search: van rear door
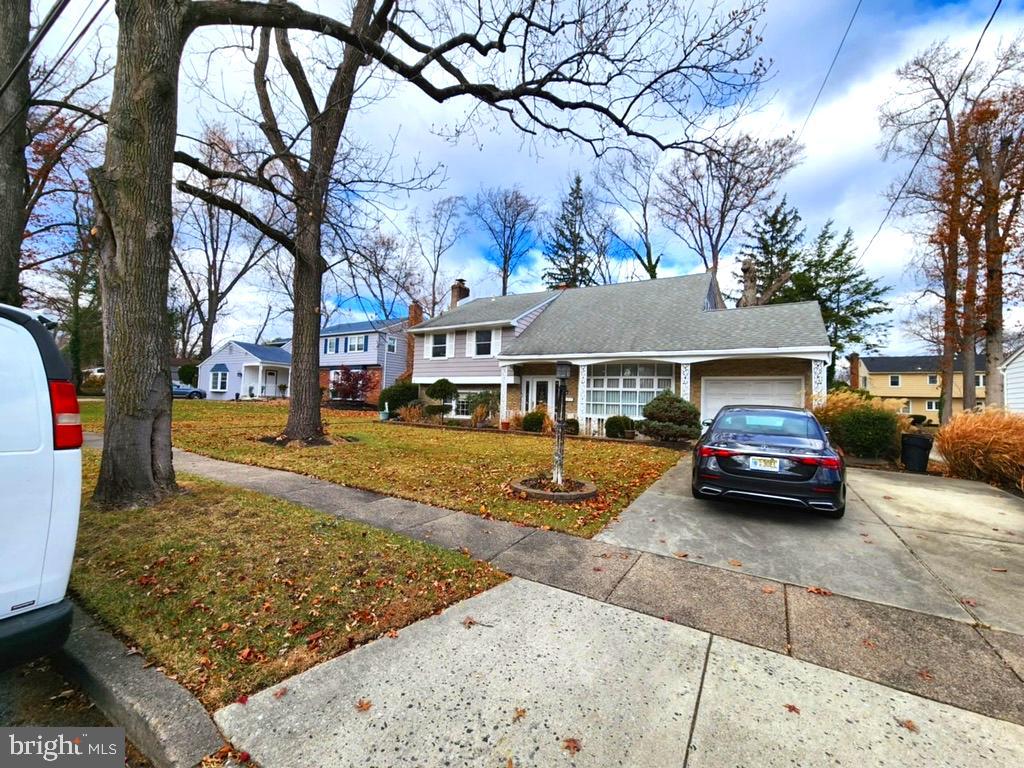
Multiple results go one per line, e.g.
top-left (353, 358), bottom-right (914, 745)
top-left (0, 315), bottom-right (54, 618)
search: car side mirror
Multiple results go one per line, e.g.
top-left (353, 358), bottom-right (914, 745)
top-left (701, 419), bottom-right (713, 427)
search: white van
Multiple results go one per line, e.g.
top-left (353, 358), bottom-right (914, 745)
top-left (0, 304), bottom-right (82, 669)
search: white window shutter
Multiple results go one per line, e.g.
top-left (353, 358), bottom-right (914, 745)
top-left (493, 328), bottom-right (501, 356)
top-left (447, 332), bottom-right (456, 359)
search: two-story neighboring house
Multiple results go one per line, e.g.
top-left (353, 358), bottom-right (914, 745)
top-left (409, 275), bottom-right (833, 434)
top-left (849, 353), bottom-right (987, 419)
top-left (317, 318), bottom-right (408, 404)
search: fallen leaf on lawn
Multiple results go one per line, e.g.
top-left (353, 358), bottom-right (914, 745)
top-left (386, 629), bottom-right (399, 638)
top-left (355, 698), bottom-right (373, 712)
top-left (513, 707), bottom-right (527, 722)
top-left (896, 718), bottom-right (918, 733)
top-left (563, 738), bottom-right (582, 755)
top-left (674, 552), bottom-right (688, 559)
top-left (237, 647), bottom-right (255, 663)
top-left (761, 585), bottom-right (777, 595)
top-left (235, 694), bottom-right (249, 705)
top-left (658, 538), bottom-right (667, 543)
top-left (917, 669), bottom-right (934, 681)
top-left (462, 616), bottom-right (478, 629)
top-left (237, 751), bottom-right (251, 763)
top-left (883, 495), bottom-right (895, 500)
top-left (783, 703), bottom-right (800, 714)
top-left (728, 559), bottom-right (743, 567)
top-left (961, 598), bottom-right (977, 607)
top-left (593, 567), bottom-right (603, 572)
top-left (806, 586), bottom-right (833, 596)
top-left (862, 638), bottom-right (877, 650)
top-left (992, 567), bottom-right (1008, 573)
top-left (273, 687), bottom-right (288, 699)
top-left (507, 759), bottom-right (514, 768)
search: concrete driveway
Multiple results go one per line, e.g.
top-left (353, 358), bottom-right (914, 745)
top-left (596, 460), bottom-right (1024, 634)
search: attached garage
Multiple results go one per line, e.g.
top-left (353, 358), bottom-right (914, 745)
top-left (700, 376), bottom-right (805, 421)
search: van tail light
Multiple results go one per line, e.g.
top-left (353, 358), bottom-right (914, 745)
top-left (797, 456), bottom-right (841, 470)
top-left (698, 446), bottom-right (736, 459)
top-left (49, 380), bottom-right (82, 450)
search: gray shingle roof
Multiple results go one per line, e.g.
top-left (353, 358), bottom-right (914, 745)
top-left (413, 290), bottom-right (553, 331)
top-left (233, 341), bottom-right (292, 364)
top-left (861, 353), bottom-right (985, 374)
top-left (320, 318), bottom-right (405, 335)
top-left (501, 273), bottom-right (830, 355)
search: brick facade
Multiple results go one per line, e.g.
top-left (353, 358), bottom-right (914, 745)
top-left (320, 366), bottom-right (384, 404)
top-left (689, 358), bottom-right (813, 408)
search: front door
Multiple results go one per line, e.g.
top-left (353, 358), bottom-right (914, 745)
top-left (265, 369), bottom-right (277, 397)
top-left (523, 377), bottom-right (556, 412)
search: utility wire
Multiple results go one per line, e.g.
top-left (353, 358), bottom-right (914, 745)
top-left (859, 0), bottom-right (1003, 262)
top-left (0, 0), bottom-right (74, 102)
top-left (797, 0), bottom-right (863, 141)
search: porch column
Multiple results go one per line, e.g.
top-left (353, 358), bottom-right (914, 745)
top-left (499, 364), bottom-right (510, 421)
top-left (257, 364), bottom-right (263, 397)
top-left (576, 364), bottom-right (588, 429)
top-left (679, 363), bottom-right (691, 401)
top-left (812, 360), bottom-right (827, 407)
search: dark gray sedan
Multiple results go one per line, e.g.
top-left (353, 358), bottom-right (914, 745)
top-left (171, 382), bottom-right (206, 399)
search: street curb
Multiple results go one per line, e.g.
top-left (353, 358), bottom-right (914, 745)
top-left (55, 604), bottom-right (224, 768)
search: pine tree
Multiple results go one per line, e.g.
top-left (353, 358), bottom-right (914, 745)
top-left (543, 175), bottom-right (595, 288)
top-left (777, 222), bottom-right (890, 381)
top-left (735, 197), bottom-right (804, 306)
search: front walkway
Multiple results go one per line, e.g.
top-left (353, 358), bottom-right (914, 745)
top-left (82, 436), bottom-right (1024, 763)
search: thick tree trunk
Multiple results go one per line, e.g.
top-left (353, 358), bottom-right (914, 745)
top-left (983, 215), bottom-right (1005, 407)
top-left (961, 234), bottom-right (980, 411)
top-left (0, 0), bottom-right (29, 306)
top-left (90, 0), bottom-right (188, 506)
top-left (283, 216), bottom-right (325, 440)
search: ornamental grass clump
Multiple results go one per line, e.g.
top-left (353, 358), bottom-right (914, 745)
top-left (935, 408), bottom-right (1024, 491)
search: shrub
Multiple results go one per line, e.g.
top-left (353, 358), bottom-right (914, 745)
top-left (379, 381), bottom-right (419, 412)
top-left (909, 414), bottom-right (927, 427)
top-left (470, 403), bottom-right (490, 427)
top-left (935, 408), bottom-right (1024, 491)
top-left (177, 363), bottom-right (198, 386)
top-left (424, 403), bottom-right (448, 418)
top-left (332, 366), bottom-right (372, 401)
top-left (425, 378), bottom-right (459, 403)
top-left (467, 390), bottom-right (499, 420)
top-left (814, 389), bottom-right (911, 436)
top-left (832, 406), bottom-right (900, 459)
top-left (604, 415), bottom-right (634, 439)
top-left (637, 391), bottom-right (700, 442)
top-left (521, 410), bottom-right (546, 432)
top-left (565, 418), bottom-right (580, 436)
top-left (508, 411), bottom-right (524, 430)
top-left (397, 404), bottom-right (423, 423)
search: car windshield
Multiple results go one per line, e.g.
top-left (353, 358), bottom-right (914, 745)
top-left (711, 410), bottom-right (824, 448)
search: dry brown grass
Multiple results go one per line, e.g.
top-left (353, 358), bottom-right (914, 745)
top-left (814, 390), bottom-right (912, 433)
top-left (397, 403), bottom-right (423, 423)
top-left (935, 408), bottom-right (1024, 491)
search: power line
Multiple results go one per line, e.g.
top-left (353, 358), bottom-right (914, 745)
top-left (797, 0), bottom-right (863, 141)
top-left (0, 0), bottom-right (74, 102)
top-left (859, 0), bottom-right (1003, 262)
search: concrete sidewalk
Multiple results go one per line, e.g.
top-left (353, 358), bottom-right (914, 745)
top-left (215, 578), bottom-right (1024, 768)
top-left (81, 435), bottom-right (1024, 728)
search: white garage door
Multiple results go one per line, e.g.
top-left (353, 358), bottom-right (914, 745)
top-left (701, 377), bottom-right (804, 421)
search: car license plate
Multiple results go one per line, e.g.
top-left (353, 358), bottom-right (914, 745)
top-left (749, 456), bottom-right (780, 472)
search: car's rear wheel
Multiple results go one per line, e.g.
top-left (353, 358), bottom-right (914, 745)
top-left (189, 392), bottom-right (201, 399)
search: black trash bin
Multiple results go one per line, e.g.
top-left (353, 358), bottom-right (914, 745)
top-left (901, 433), bottom-right (933, 473)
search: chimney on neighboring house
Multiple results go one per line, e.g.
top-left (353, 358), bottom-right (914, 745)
top-left (847, 353), bottom-right (860, 390)
top-left (399, 300), bottom-right (424, 383)
top-left (450, 278), bottom-right (470, 310)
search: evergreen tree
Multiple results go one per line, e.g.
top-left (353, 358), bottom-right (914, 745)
top-left (735, 197), bottom-right (804, 305)
top-left (777, 222), bottom-right (890, 381)
top-left (543, 175), bottom-right (596, 288)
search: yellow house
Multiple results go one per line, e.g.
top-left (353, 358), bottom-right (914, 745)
top-left (849, 354), bottom-right (987, 421)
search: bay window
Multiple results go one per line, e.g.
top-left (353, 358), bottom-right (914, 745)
top-left (586, 363), bottom-right (674, 417)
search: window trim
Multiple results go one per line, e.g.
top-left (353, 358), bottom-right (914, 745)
top-left (346, 334), bottom-right (367, 354)
top-left (927, 374), bottom-right (938, 386)
top-left (925, 399), bottom-right (939, 412)
top-left (975, 373), bottom-right (985, 388)
top-left (585, 362), bottom-right (676, 419)
top-left (467, 328), bottom-right (499, 358)
top-left (209, 370), bottom-right (228, 393)
top-left (889, 374), bottom-right (901, 387)
top-left (427, 332), bottom-right (453, 359)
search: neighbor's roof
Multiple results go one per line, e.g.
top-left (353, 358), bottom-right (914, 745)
top-left (500, 273), bottom-right (830, 355)
top-left (320, 318), bottom-right (406, 336)
top-left (232, 341), bottom-right (292, 365)
top-left (412, 291), bottom-right (553, 331)
top-left (861, 353), bottom-right (985, 374)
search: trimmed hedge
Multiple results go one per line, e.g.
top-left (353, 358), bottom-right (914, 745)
top-left (379, 381), bottom-right (419, 412)
top-left (522, 410), bottom-right (546, 432)
top-left (565, 418), bottom-right (580, 436)
top-left (637, 391), bottom-right (701, 442)
top-left (832, 406), bottom-right (900, 459)
top-left (604, 415), bottom-right (634, 439)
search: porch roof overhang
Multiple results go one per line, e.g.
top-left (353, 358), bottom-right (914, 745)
top-left (497, 346), bottom-right (834, 366)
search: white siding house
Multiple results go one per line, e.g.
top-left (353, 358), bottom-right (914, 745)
top-left (1002, 347), bottom-right (1024, 413)
top-left (197, 341), bottom-right (292, 401)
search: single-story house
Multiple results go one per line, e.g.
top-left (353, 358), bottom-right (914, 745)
top-left (850, 353), bottom-right (987, 417)
top-left (198, 341), bottom-right (292, 401)
top-left (409, 274), bottom-right (832, 434)
top-left (1002, 346), bottom-right (1024, 413)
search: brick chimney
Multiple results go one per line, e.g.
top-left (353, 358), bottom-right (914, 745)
top-left (847, 353), bottom-right (860, 390)
top-left (399, 300), bottom-right (424, 382)
top-left (450, 278), bottom-right (470, 310)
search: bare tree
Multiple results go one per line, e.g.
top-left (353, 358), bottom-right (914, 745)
top-left (172, 128), bottom-right (270, 359)
top-left (348, 230), bottom-right (421, 320)
top-left (656, 134), bottom-right (801, 283)
top-left (596, 150), bottom-right (662, 278)
top-left (469, 187), bottom-right (542, 295)
top-left (88, 0), bottom-right (770, 505)
top-left (409, 195), bottom-right (466, 315)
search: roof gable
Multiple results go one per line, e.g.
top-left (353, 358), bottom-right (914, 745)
top-left (413, 291), bottom-right (554, 331)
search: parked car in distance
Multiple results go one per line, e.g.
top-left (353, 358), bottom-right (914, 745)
top-left (691, 405), bottom-right (845, 518)
top-left (172, 381), bottom-right (206, 399)
top-left (0, 304), bottom-right (82, 670)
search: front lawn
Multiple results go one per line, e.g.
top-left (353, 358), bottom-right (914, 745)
top-left (72, 450), bottom-right (505, 709)
top-left (80, 400), bottom-right (679, 537)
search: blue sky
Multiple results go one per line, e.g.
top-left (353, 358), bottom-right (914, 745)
top-left (41, 0), bottom-right (1024, 353)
